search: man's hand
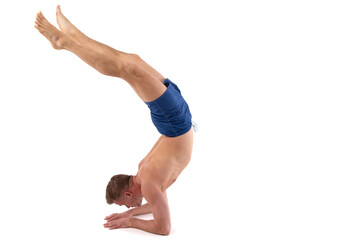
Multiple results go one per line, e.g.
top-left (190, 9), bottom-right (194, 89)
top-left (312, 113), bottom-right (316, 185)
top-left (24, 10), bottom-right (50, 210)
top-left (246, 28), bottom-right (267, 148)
top-left (104, 215), bottom-right (131, 230)
top-left (105, 211), bottom-right (131, 222)
top-left (104, 212), bottom-right (132, 230)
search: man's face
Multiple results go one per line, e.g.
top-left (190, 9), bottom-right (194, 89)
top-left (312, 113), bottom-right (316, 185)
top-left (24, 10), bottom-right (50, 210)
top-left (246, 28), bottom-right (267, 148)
top-left (114, 194), bottom-right (143, 208)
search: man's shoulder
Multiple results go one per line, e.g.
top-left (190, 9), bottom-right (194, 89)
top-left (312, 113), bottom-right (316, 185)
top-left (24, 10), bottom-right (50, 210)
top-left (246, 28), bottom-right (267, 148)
top-left (140, 176), bottom-right (163, 202)
top-left (137, 165), bottom-right (161, 187)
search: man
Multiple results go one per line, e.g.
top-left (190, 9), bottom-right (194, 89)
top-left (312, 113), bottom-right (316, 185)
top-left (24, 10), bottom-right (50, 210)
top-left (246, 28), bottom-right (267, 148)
top-left (35, 6), bottom-right (194, 235)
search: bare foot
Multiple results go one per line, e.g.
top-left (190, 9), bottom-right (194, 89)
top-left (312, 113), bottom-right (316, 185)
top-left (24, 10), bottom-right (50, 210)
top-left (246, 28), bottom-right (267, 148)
top-left (34, 11), bottom-right (69, 50)
top-left (56, 5), bottom-right (78, 40)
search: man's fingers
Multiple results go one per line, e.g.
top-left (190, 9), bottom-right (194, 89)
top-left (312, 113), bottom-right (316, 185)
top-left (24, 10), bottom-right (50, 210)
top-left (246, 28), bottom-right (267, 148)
top-left (108, 214), bottom-right (123, 221)
top-left (104, 222), bottom-right (113, 228)
top-left (105, 213), bottom-right (116, 220)
top-left (104, 214), bottom-right (126, 229)
top-left (108, 220), bottom-right (117, 226)
top-left (104, 219), bottom-right (122, 229)
top-left (107, 217), bottom-right (118, 223)
top-left (105, 223), bottom-right (118, 230)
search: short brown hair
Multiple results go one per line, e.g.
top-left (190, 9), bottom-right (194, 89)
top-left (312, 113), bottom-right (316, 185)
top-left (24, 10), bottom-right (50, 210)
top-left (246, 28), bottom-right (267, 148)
top-left (106, 174), bottom-right (130, 204)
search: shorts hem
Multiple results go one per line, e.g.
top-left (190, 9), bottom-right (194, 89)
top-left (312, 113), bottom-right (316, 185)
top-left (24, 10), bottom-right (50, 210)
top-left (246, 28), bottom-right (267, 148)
top-left (162, 124), bottom-right (192, 137)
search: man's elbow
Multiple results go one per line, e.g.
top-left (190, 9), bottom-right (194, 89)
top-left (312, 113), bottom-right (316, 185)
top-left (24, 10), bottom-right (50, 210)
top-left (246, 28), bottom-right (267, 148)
top-left (159, 228), bottom-right (171, 236)
top-left (158, 222), bottom-right (171, 236)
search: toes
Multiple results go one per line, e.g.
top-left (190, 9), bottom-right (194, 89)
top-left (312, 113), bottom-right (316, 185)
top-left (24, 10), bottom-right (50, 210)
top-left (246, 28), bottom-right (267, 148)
top-left (36, 11), bottom-right (46, 24)
top-left (36, 15), bottom-right (41, 23)
top-left (35, 25), bottom-right (45, 33)
top-left (36, 17), bottom-right (42, 23)
top-left (35, 16), bottom-right (45, 27)
top-left (36, 11), bottom-right (43, 19)
top-left (37, 11), bottom-right (48, 24)
top-left (35, 18), bottom-right (42, 28)
top-left (37, 15), bottom-right (51, 27)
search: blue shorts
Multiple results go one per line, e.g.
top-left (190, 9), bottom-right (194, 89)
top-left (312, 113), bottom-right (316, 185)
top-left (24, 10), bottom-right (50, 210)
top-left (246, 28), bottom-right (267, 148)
top-left (145, 79), bottom-right (192, 137)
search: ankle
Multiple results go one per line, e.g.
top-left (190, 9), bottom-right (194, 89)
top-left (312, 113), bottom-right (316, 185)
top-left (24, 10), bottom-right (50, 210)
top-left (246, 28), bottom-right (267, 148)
top-left (63, 36), bottom-right (78, 50)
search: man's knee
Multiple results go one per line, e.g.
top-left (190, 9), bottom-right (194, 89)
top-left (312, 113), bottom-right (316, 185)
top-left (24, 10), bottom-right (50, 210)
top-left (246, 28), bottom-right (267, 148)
top-left (97, 53), bottom-right (144, 80)
top-left (122, 55), bottom-right (144, 79)
top-left (128, 53), bottom-right (141, 61)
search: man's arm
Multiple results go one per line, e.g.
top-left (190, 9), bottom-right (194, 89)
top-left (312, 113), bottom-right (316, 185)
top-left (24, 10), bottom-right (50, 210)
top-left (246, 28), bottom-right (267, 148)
top-left (105, 191), bottom-right (167, 221)
top-left (129, 203), bottom-right (152, 216)
top-left (129, 182), bottom-right (171, 235)
top-left (105, 203), bottom-right (152, 223)
top-left (104, 185), bottom-right (170, 235)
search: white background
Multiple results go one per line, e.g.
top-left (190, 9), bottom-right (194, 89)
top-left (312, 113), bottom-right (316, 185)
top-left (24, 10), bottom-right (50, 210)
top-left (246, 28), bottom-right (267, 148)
top-left (0, 0), bottom-right (359, 239)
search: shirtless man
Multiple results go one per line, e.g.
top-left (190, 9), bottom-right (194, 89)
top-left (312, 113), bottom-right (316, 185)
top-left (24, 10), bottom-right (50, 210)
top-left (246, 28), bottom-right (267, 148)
top-left (34, 6), bottom-right (194, 235)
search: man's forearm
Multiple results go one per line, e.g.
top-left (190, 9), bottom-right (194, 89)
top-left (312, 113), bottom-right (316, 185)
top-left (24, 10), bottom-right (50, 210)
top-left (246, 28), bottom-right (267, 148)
top-left (129, 203), bottom-right (152, 216)
top-left (129, 218), bottom-right (169, 235)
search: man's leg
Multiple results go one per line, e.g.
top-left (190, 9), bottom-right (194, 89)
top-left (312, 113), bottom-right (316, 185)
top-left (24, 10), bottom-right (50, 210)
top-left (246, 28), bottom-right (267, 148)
top-left (35, 10), bottom-right (166, 102)
top-left (55, 6), bottom-right (165, 85)
top-left (56, 6), bottom-right (123, 57)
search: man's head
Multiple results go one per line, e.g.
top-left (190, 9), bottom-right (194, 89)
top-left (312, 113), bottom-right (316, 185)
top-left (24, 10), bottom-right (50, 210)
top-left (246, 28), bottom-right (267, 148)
top-left (105, 174), bottom-right (143, 208)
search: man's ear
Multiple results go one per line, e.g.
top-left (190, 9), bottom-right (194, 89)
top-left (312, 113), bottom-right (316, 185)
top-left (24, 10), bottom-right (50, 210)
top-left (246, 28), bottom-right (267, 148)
top-left (124, 191), bottom-right (132, 197)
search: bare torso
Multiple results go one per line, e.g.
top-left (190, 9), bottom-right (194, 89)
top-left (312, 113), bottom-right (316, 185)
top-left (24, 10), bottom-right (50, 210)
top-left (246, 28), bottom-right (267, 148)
top-left (136, 129), bottom-right (193, 191)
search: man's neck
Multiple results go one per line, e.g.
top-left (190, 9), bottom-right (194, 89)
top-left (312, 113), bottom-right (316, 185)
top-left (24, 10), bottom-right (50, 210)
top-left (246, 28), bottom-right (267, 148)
top-left (132, 175), bottom-right (141, 188)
